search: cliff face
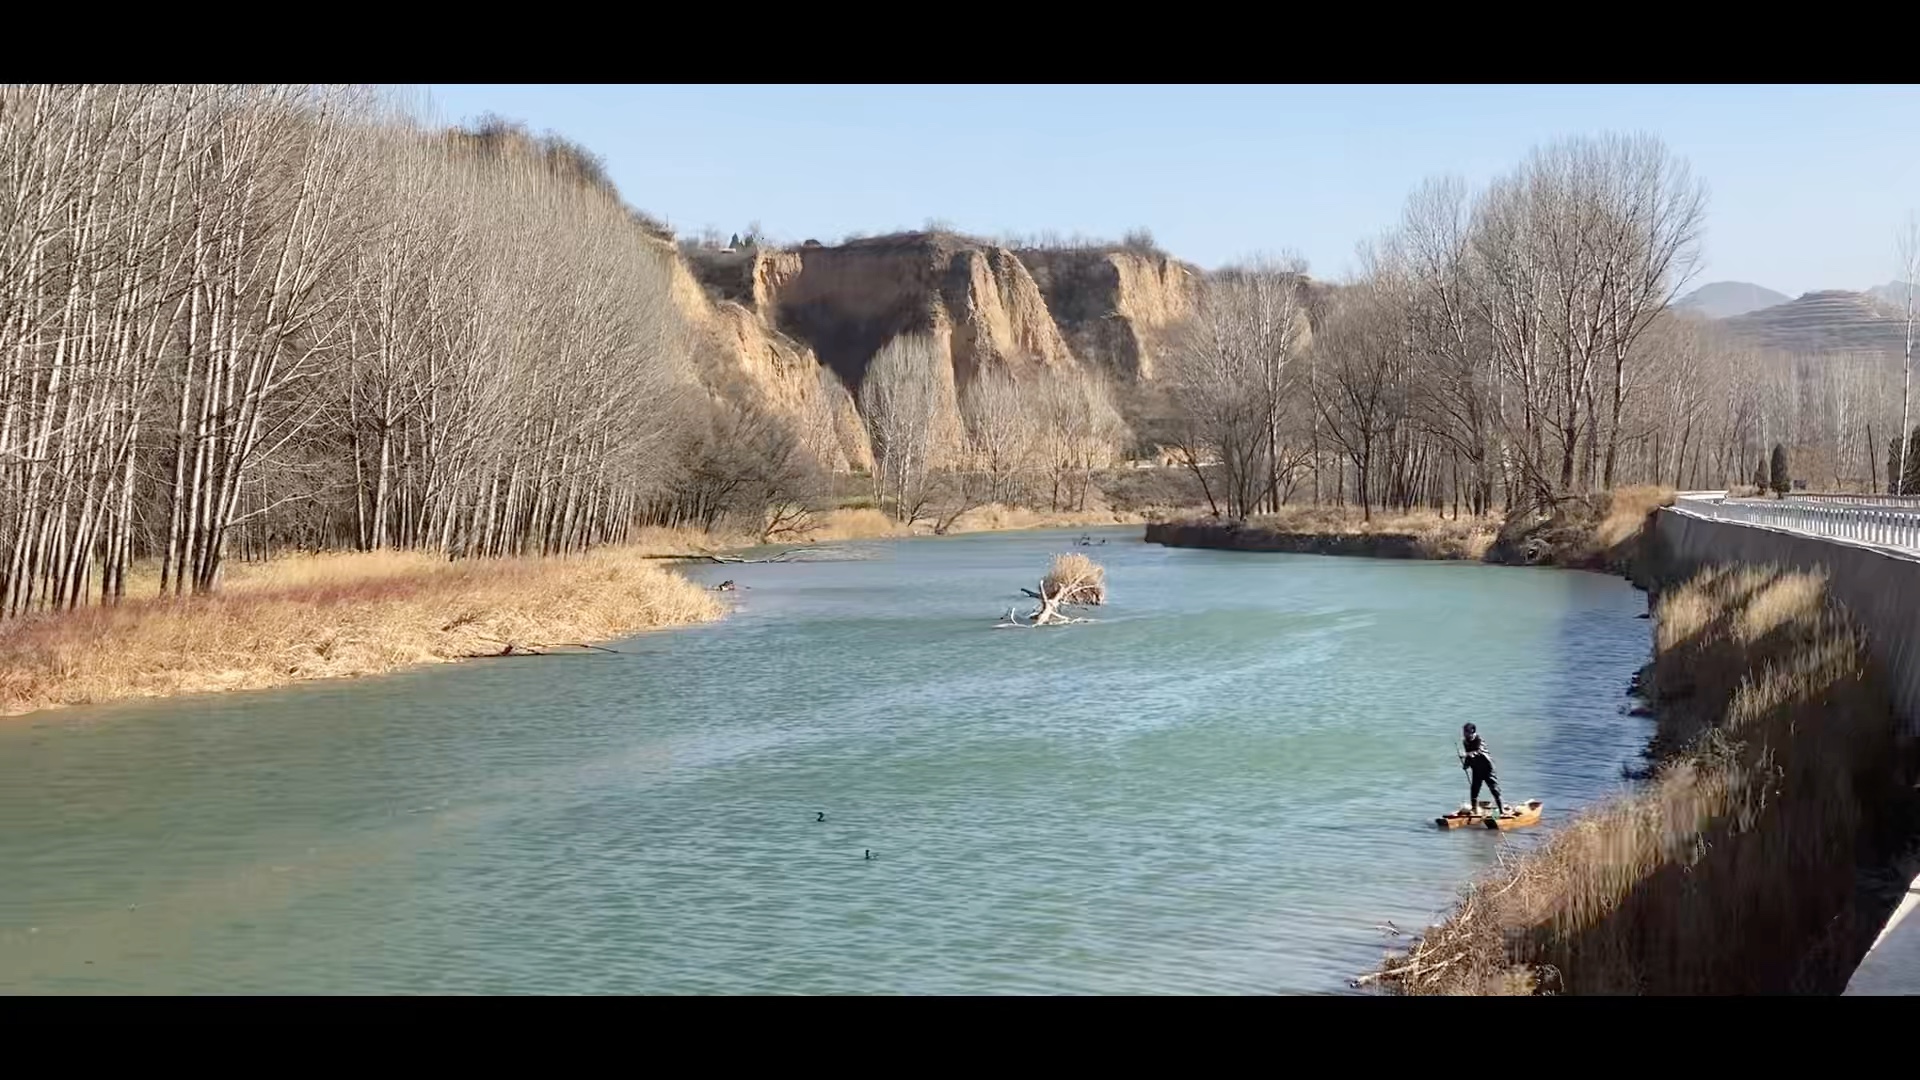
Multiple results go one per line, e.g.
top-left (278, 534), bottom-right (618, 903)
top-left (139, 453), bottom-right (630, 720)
top-left (668, 233), bottom-right (1215, 474)
top-left (681, 234), bottom-right (1209, 394)
top-left (663, 244), bottom-right (873, 472)
top-left (1018, 248), bottom-right (1201, 380)
top-left (755, 233), bottom-right (1078, 391)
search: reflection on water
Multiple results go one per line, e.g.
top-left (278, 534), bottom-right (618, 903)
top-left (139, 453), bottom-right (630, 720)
top-left (0, 528), bottom-right (1651, 994)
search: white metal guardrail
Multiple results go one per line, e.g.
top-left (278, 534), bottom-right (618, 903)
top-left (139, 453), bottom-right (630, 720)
top-left (1784, 492), bottom-right (1920, 510)
top-left (1674, 493), bottom-right (1920, 554)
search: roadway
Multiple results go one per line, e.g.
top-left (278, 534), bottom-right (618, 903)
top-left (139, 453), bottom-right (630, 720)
top-left (1671, 491), bottom-right (1920, 555)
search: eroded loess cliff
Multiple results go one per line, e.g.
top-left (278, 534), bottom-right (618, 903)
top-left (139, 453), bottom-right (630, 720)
top-left (749, 232), bottom-right (1078, 391)
top-left (671, 232), bottom-right (1218, 474)
top-left (662, 241), bottom-right (873, 472)
top-left (1017, 247), bottom-right (1202, 380)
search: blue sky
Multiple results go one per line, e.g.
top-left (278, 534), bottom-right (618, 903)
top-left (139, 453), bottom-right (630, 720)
top-left (424, 85), bottom-right (1920, 297)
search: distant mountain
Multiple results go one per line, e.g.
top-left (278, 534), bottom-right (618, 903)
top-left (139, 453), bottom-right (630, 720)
top-left (1722, 290), bottom-right (1911, 356)
top-left (1674, 281), bottom-right (1791, 320)
top-left (1867, 280), bottom-right (1919, 311)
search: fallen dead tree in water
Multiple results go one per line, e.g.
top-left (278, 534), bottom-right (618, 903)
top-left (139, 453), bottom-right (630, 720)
top-left (1042, 552), bottom-right (1107, 605)
top-left (999, 553), bottom-right (1107, 627)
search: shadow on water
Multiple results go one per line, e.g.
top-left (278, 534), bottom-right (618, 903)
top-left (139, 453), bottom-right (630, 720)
top-left (1528, 568), bottom-right (1657, 828)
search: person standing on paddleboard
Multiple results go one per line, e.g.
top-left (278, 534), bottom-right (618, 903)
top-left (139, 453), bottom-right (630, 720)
top-left (1460, 723), bottom-right (1504, 817)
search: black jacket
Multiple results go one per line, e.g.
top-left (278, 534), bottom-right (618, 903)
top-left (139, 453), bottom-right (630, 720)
top-left (1462, 734), bottom-right (1494, 771)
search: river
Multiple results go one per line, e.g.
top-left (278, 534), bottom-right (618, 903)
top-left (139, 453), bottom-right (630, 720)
top-left (0, 527), bottom-right (1652, 994)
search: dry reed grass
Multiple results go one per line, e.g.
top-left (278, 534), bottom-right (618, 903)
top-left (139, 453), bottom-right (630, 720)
top-left (613, 509), bottom-right (905, 555)
top-left (1593, 485), bottom-right (1677, 551)
top-left (1485, 485), bottom-right (1673, 571)
top-left (805, 507), bottom-right (907, 540)
top-left (1042, 551), bottom-right (1107, 604)
top-left (0, 547), bottom-right (722, 717)
top-left (1250, 506), bottom-right (1499, 560)
top-left (944, 504), bottom-right (1146, 535)
top-left (1373, 562), bottom-right (1908, 995)
top-left (0, 500), bottom-right (1131, 718)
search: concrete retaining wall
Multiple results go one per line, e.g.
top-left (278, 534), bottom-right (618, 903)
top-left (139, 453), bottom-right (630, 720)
top-left (1652, 507), bottom-right (1920, 736)
top-left (1656, 507), bottom-right (1920, 994)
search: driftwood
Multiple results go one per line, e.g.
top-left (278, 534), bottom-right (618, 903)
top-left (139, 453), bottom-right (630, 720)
top-left (998, 553), bottom-right (1107, 628)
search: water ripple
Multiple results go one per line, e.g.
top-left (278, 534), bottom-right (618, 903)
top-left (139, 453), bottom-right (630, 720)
top-left (0, 529), bottom-right (1652, 994)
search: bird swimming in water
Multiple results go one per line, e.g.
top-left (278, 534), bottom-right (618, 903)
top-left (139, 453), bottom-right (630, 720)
top-left (815, 812), bottom-right (825, 822)
top-left (865, 849), bottom-right (873, 860)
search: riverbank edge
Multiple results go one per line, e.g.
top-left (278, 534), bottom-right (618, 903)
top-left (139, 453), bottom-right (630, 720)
top-left (1142, 518), bottom-right (1490, 562)
top-left (661, 505), bottom-right (1159, 554)
top-left (0, 510), bottom-right (1158, 721)
top-left (1142, 487), bottom-right (1674, 580)
top-left (0, 548), bottom-right (736, 721)
top-left (1154, 489), bottom-right (1920, 994)
top-left (1364, 515), bottom-right (1920, 995)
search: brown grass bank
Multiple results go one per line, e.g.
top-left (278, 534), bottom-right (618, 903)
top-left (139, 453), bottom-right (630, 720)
top-left (1145, 506), bottom-right (1498, 560)
top-left (0, 505), bottom-right (1161, 719)
top-left (1485, 486), bottom-right (1676, 575)
top-left (942, 503), bottom-right (1149, 535)
top-left (1372, 563), bottom-right (1918, 994)
top-left (634, 505), bottom-right (1151, 555)
top-left (0, 548), bottom-right (723, 718)
top-left (1145, 487), bottom-right (1674, 572)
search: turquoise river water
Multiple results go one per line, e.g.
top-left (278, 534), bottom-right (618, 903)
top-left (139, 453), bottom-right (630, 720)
top-left (0, 527), bottom-right (1653, 994)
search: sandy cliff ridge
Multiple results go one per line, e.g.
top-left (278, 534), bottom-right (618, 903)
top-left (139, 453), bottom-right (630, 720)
top-left (1017, 246), bottom-right (1202, 380)
top-left (676, 233), bottom-right (1211, 456)
top-left (660, 239), bottom-right (874, 472)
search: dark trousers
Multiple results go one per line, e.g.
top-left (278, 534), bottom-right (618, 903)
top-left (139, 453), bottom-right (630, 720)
top-left (1470, 763), bottom-right (1502, 813)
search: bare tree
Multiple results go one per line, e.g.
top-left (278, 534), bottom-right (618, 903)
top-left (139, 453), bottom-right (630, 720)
top-left (1033, 367), bottom-right (1128, 511)
top-left (1401, 177), bottom-right (1499, 516)
top-left (1313, 253), bottom-right (1408, 521)
top-left (1163, 259), bottom-right (1310, 518)
top-left (859, 333), bottom-right (956, 524)
top-left (961, 366), bottom-right (1035, 505)
top-left (0, 85), bottom-right (757, 615)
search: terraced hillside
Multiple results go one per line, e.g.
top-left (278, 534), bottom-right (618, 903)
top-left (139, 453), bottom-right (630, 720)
top-left (1722, 290), bottom-right (1912, 356)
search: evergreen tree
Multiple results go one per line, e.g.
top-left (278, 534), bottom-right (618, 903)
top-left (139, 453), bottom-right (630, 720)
top-left (1769, 443), bottom-right (1791, 496)
top-left (1752, 456), bottom-right (1768, 491)
top-left (1893, 430), bottom-right (1920, 495)
top-left (727, 232), bottom-right (741, 249)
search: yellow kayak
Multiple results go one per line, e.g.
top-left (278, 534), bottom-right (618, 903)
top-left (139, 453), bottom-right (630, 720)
top-left (1435, 799), bottom-right (1544, 831)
